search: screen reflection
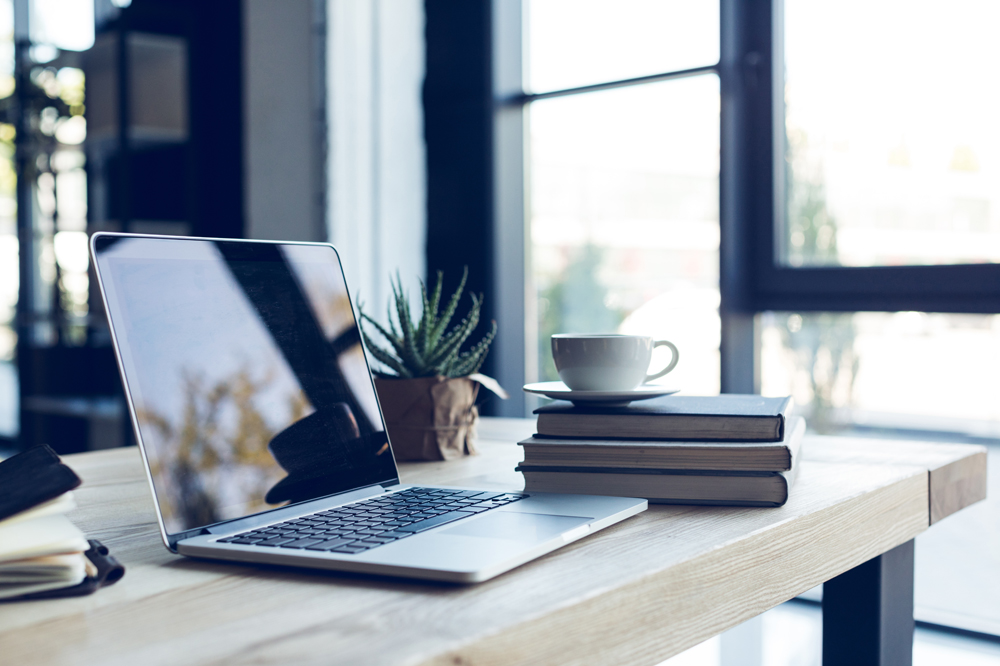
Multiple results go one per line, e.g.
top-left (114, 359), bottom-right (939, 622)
top-left (93, 237), bottom-right (396, 534)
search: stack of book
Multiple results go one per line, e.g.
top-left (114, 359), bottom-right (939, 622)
top-left (516, 395), bottom-right (803, 507)
top-left (0, 445), bottom-right (124, 600)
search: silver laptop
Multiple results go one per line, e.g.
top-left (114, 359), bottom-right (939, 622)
top-left (90, 233), bottom-right (645, 583)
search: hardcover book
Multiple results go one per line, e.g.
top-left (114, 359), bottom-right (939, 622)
top-left (534, 394), bottom-right (793, 442)
top-left (520, 417), bottom-right (805, 472)
top-left (516, 464), bottom-right (800, 507)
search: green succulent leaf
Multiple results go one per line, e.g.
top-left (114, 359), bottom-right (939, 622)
top-left (451, 320), bottom-right (497, 376)
top-left (416, 278), bottom-right (433, 354)
top-left (392, 274), bottom-right (424, 370)
top-left (425, 296), bottom-right (480, 370)
top-left (361, 328), bottom-right (412, 378)
top-left (428, 270), bottom-right (444, 319)
top-left (357, 267), bottom-right (495, 379)
top-left (359, 312), bottom-right (406, 359)
top-left (428, 267), bottom-right (468, 350)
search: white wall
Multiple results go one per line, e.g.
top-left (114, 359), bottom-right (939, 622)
top-left (243, 0), bottom-right (426, 315)
top-left (327, 0), bottom-right (426, 314)
top-left (244, 0), bottom-right (325, 243)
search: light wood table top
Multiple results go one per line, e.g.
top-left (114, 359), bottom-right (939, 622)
top-left (0, 418), bottom-right (986, 666)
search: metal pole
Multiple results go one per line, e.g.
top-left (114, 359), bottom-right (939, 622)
top-left (116, 18), bottom-right (130, 232)
top-left (13, 0), bottom-right (33, 447)
top-left (822, 539), bottom-right (915, 666)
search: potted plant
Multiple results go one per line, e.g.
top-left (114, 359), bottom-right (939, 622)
top-left (360, 268), bottom-right (506, 461)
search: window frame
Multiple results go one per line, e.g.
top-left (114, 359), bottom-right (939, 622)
top-left (738, 0), bottom-right (1000, 315)
top-left (424, 0), bottom-right (1000, 417)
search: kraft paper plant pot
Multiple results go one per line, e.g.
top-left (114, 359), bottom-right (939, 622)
top-left (374, 375), bottom-right (482, 461)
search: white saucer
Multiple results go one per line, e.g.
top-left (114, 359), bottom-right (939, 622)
top-left (522, 381), bottom-right (680, 406)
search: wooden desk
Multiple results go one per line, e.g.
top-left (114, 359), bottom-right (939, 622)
top-left (0, 418), bottom-right (986, 666)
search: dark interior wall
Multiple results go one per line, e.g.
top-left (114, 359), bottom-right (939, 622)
top-left (102, 0), bottom-right (244, 239)
top-left (18, 0), bottom-right (246, 453)
top-left (423, 0), bottom-right (496, 378)
top-left (187, 0), bottom-right (244, 239)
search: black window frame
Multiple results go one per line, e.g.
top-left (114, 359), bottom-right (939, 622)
top-left (422, 0), bottom-right (1000, 415)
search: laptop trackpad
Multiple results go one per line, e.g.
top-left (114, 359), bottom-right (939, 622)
top-left (440, 511), bottom-right (591, 543)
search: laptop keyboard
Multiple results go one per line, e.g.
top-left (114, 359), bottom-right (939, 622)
top-left (217, 487), bottom-right (528, 555)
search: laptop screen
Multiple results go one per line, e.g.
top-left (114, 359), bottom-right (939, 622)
top-left (92, 235), bottom-right (398, 535)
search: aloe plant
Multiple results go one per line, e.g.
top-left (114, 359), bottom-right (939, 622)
top-left (359, 268), bottom-right (497, 379)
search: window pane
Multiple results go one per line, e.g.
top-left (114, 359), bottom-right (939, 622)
top-left (782, 0), bottom-right (1000, 267)
top-left (760, 311), bottom-right (1000, 634)
top-left (529, 76), bottom-right (720, 396)
top-left (761, 311), bottom-right (1000, 433)
top-left (527, 0), bottom-right (719, 94)
top-left (0, 0), bottom-right (14, 439)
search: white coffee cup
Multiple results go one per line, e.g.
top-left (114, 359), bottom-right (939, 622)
top-left (551, 334), bottom-right (679, 391)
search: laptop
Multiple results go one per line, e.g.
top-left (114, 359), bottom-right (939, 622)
top-left (90, 233), bottom-right (646, 583)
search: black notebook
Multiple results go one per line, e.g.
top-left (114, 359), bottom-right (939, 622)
top-left (0, 446), bottom-right (124, 601)
top-left (0, 445), bottom-right (81, 522)
top-left (534, 394), bottom-right (793, 442)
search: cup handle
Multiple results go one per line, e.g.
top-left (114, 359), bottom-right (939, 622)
top-left (644, 340), bottom-right (679, 384)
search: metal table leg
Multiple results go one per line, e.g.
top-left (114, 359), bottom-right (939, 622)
top-left (822, 539), bottom-right (915, 666)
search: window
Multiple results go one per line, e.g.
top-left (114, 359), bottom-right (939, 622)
top-left (0, 0), bottom-right (15, 441)
top-left (1, 0), bottom-right (94, 447)
top-left (473, 0), bottom-right (1000, 643)
top-left (782, 0), bottom-right (1000, 269)
top-left (528, 76), bottom-right (721, 395)
top-left (498, 0), bottom-right (723, 408)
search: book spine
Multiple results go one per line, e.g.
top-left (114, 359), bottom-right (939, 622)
top-left (516, 465), bottom-right (780, 478)
top-left (535, 416), bottom-right (784, 442)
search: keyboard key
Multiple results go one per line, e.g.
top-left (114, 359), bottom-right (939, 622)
top-left (247, 487), bottom-right (525, 555)
top-left (284, 538), bottom-right (325, 548)
top-left (360, 537), bottom-right (394, 545)
top-left (396, 510), bottom-right (473, 533)
top-left (305, 538), bottom-right (357, 551)
top-left (376, 530), bottom-right (413, 539)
